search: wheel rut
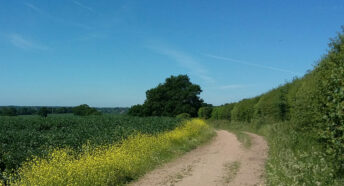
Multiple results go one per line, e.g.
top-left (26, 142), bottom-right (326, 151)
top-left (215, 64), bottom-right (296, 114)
top-left (130, 130), bottom-right (268, 186)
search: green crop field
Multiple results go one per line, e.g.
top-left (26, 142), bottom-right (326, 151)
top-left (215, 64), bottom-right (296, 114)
top-left (0, 114), bottom-right (181, 182)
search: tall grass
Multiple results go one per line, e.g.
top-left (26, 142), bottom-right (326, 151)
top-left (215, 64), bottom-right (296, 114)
top-left (7, 119), bottom-right (214, 186)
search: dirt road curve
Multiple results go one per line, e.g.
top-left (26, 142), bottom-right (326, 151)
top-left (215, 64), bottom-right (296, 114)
top-left (130, 130), bottom-right (268, 186)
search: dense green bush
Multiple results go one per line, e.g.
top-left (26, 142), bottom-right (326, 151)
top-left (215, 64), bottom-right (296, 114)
top-left (127, 104), bottom-right (145, 116)
top-left (176, 113), bottom-right (191, 119)
top-left (285, 30), bottom-right (344, 174)
top-left (316, 31), bottom-right (344, 173)
top-left (231, 97), bottom-right (260, 122)
top-left (211, 28), bottom-right (344, 182)
top-left (254, 86), bottom-right (289, 122)
top-left (219, 103), bottom-right (236, 120)
top-left (198, 107), bottom-right (213, 119)
top-left (211, 107), bottom-right (220, 119)
top-left (128, 75), bottom-right (204, 117)
top-left (211, 103), bottom-right (236, 120)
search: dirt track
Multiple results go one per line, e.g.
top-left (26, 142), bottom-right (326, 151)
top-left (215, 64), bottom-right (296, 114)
top-left (131, 130), bottom-right (268, 186)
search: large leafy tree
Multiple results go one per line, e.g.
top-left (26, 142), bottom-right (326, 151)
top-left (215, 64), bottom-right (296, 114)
top-left (128, 75), bottom-right (203, 117)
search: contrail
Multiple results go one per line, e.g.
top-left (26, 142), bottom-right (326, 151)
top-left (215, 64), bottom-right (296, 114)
top-left (204, 54), bottom-right (300, 75)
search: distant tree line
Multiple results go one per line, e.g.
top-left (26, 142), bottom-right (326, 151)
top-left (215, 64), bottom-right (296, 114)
top-left (0, 106), bottom-right (128, 117)
top-left (0, 106), bottom-right (73, 116)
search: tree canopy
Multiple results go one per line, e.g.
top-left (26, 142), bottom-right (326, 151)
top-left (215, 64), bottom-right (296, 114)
top-left (128, 75), bottom-right (204, 117)
top-left (73, 104), bottom-right (101, 116)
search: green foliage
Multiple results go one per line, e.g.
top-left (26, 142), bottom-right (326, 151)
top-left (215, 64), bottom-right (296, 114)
top-left (127, 104), bottom-right (145, 117)
top-left (0, 114), bottom-right (181, 181)
top-left (211, 103), bottom-right (236, 120)
top-left (316, 30), bottom-right (344, 173)
top-left (285, 29), bottom-right (344, 174)
top-left (254, 86), bottom-right (289, 122)
top-left (0, 107), bottom-right (17, 116)
top-left (198, 107), bottom-right (213, 119)
top-left (211, 107), bottom-right (222, 119)
top-left (128, 75), bottom-right (204, 117)
top-left (210, 28), bottom-right (344, 183)
top-left (220, 103), bottom-right (236, 120)
top-left (176, 113), bottom-right (191, 119)
top-left (38, 107), bottom-right (49, 117)
top-left (16, 107), bottom-right (38, 115)
top-left (72, 104), bottom-right (101, 116)
top-left (231, 97), bottom-right (260, 122)
top-left (55, 107), bottom-right (71, 114)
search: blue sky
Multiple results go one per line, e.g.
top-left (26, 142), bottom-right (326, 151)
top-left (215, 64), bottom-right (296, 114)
top-left (0, 0), bottom-right (343, 107)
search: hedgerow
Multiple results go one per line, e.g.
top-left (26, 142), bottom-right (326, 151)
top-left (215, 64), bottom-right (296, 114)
top-left (231, 97), bottom-right (260, 122)
top-left (210, 28), bottom-right (344, 184)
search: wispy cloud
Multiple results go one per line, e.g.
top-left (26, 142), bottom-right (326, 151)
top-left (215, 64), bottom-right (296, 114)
top-left (147, 43), bottom-right (215, 83)
top-left (218, 84), bottom-right (252, 90)
top-left (23, 2), bottom-right (91, 30)
top-left (72, 0), bottom-right (94, 12)
top-left (9, 34), bottom-right (49, 50)
top-left (77, 33), bottom-right (107, 41)
top-left (24, 3), bottom-right (42, 13)
top-left (204, 54), bottom-right (299, 75)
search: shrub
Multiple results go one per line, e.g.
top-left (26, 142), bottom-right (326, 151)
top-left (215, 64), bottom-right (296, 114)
top-left (127, 104), bottom-right (144, 116)
top-left (219, 103), bottom-right (236, 120)
top-left (211, 103), bottom-right (236, 120)
top-left (176, 113), bottom-right (191, 119)
top-left (315, 30), bottom-right (344, 173)
top-left (211, 107), bottom-right (220, 119)
top-left (198, 107), bottom-right (212, 119)
top-left (231, 97), bottom-right (260, 122)
top-left (254, 86), bottom-right (289, 122)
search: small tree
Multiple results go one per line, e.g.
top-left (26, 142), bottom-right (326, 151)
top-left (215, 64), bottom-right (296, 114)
top-left (38, 107), bottom-right (49, 117)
